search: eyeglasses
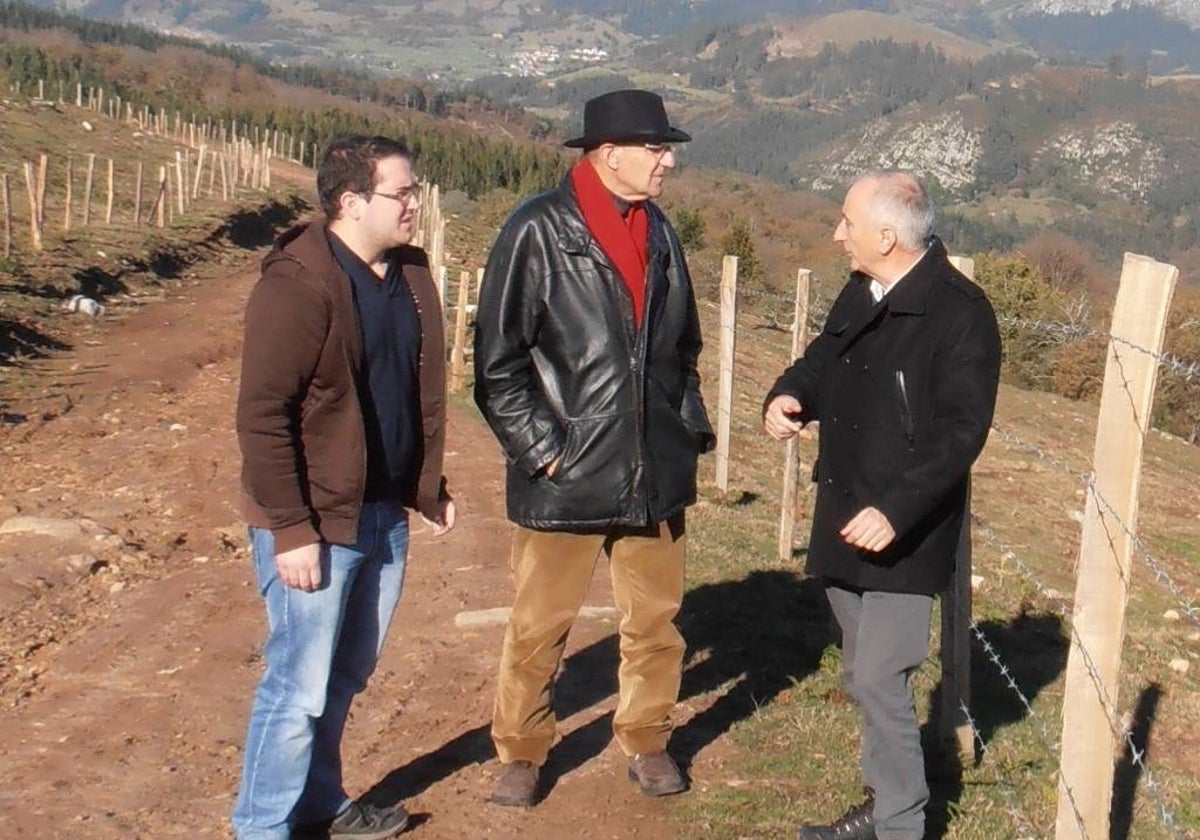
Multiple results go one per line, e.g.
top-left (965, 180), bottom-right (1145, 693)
top-left (366, 182), bottom-right (421, 204)
top-left (642, 143), bottom-right (674, 158)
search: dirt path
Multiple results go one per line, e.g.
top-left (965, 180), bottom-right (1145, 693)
top-left (0, 248), bottom-right (716, 838)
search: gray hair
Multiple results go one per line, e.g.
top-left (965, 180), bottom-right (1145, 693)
top-left (859, 171), bottom-right (935, 251)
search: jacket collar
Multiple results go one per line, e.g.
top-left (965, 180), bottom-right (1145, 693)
top-left (871, 236), bottom-right (949, 316)
top-left (554, 175), bottom-right (668, 269)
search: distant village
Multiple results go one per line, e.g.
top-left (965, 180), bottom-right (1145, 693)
top-left (500, 41), bottom-right (610, 77)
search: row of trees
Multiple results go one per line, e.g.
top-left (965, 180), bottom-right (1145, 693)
top-left (0, 0), bottom-right (454, 115)
top-left (0, 41), bottom-right (567, 200)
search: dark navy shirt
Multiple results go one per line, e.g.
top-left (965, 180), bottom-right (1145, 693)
top-left (327, 231), bottom-right (423, 503)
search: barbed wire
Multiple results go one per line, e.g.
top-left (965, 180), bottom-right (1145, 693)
top-left (996, 315), bottom-right (1198, 383)
top-left (956, 697), bottom-right (1046, 840)
top-left (989, 424), bottom-right (1200, 628)
top-left (968, 619), bottom-right (1093, 839)
top-left (970, 513), bottom-right (1074, 618)
top-left (970, 513), bottom-right (1183, 837)
top-left (1060, 607), bottom-right (1182, 837)
top-left (690, 264), bottom-right (1194, 834)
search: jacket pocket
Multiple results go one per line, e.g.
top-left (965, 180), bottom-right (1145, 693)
top-left (545, 421), bottom-right (576, 484)
top-left (895, 370), bottom-right (915, 447)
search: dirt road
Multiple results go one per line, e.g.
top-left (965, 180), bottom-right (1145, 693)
top-left (0, 248), bottom-right (715, 838)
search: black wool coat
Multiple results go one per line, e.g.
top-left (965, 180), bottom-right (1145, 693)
top-left (767, 239), bottom-right (1002, 595)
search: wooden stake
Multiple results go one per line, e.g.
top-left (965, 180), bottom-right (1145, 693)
top-left (2, 174), bottom-right (11, 259)
top-left (155, 165), bottom-right (166, 227)
top-left (183, 148), bottom-right (191, 210)
top-left (1055, 253), bottom-right (1178, 840)
top-left (83, 153), bottom-right (95, 227)
top-left (63, 156), bottom-right (74, 232)
top-left (36, 154), bottom-right (47, 230)
top-left (133, 161), bottom-right (143, 226)
top-left (23, 162), bottom-right (42, 251)
top-left (715, 255), bottom-right (738, 500)
top-left (105, 158), bottom-right (114, 224)
top-left (175, 151), bottom-right (185, 216)
top-left (192, 145), bottom-right (206, 199)
top-left (219, 152), bottom-right (229, 202)
top-left (451, 270), bottom-right (472, 393)
top-left (777, 268), bottom-right (811, 560)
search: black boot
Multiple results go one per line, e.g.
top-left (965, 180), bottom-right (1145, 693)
top-left (798, 790), bottom-right (876, 840)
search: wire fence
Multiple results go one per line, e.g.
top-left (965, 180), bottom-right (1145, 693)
top-left (750, 265), bottom-right (1195, 838)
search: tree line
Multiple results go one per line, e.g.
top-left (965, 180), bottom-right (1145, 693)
top-left (0, 40), bottom-right (567, 200)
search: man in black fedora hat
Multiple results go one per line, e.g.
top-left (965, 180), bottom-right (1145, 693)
top-left (474, 88), bottom-right (713, 807)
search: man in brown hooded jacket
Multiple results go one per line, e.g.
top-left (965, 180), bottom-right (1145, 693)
top-left (232, 135), bottom-right (454, 840)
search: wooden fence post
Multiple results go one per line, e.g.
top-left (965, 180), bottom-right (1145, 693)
top-left (715, 254), bottom-right (738, 500)
top-left (192, 145), bottom-right (206, 199)
top-left (63, 156), bottom-right (74, 232)
top-left (451, 269), bottom-right (472, 393)
top-left (175, 152), bottom-right (185, 216)
top-left (2, 174), bottom-right (11, 259)
top-left (36, 154), bottom-right (48, 231)
top-left (133, 161), bottom-right (143, 226)
top-left (183, 149), bottom-right (191, 210)
top-left (1055, 253), bottom-right (1179, 840)
top-left (939, 254), bottom-right (977, 765)
top-left (105, 158), bottom-right (114, 225)
top-left (155, 165), bottom-right (167, 228)
top-left (23, 162), bottom-right (42, 252)
top-left (777, 268), bottom-right (811, 560)
top-left (82, 153), bottom-right (96, 227)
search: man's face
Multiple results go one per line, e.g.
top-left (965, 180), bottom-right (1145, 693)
top-left (833, 179), bottom-right (880, 276)
top-left (610, 142), bottom-right (677, 201)
top-left (359, 155), bottom-right (421, 249)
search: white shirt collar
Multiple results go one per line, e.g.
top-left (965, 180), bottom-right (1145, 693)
top-left (869, 249), bottom-right (928, 303)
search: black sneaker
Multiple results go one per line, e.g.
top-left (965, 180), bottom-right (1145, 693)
top-left (294, 800), bottom-right (409, 840)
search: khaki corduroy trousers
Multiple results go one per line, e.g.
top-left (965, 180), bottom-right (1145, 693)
top-left (491, 515), bottom-right (687, 765)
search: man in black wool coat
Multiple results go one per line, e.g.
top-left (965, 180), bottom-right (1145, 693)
top-left (764, 171), bottom-right (1002, 840)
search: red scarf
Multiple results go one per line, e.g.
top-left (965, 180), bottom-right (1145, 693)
top-left (571, 158), bottom-right (649, 327)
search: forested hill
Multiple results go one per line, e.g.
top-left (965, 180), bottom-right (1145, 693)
top-left (0, 2), bottom-right (567, 199)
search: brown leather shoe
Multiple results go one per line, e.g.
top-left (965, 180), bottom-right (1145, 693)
top-left (627, 751), bottom-right (688, 797)
top-left (490, 760), bottom-right (540, 807)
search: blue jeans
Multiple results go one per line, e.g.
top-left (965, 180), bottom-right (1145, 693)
top-left (232, 501), bottom-right (410, 840)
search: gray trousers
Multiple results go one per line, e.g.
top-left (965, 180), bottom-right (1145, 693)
top-left (827, 585), bottom-right (933, 840)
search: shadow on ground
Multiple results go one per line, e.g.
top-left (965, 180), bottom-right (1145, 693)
top-left (209, 196), bottom-right (310, 250)
top-left (1, 318), bottom-right (70, 365)
top-left (365, 569), bottom-right (836, 807)
top-left (924, 609), bottom-right (1069, 839)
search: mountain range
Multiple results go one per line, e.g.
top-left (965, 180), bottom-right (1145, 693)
top-left (21, 0), bottom-right (1200, 78)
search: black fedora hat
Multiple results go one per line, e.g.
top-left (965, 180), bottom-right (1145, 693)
top-left (564, 89), bottom-right (692, 149)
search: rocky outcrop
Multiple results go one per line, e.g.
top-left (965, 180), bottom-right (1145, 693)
top-left (1013, 0), bottom-right (1200, 28)
top-left (1037, 121), bottom-right (1164, 200)
top-left (813, 113), bottom-right (981, 195)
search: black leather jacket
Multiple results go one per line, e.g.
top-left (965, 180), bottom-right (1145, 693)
top-left (474, 175), bottom-right (714, 531)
